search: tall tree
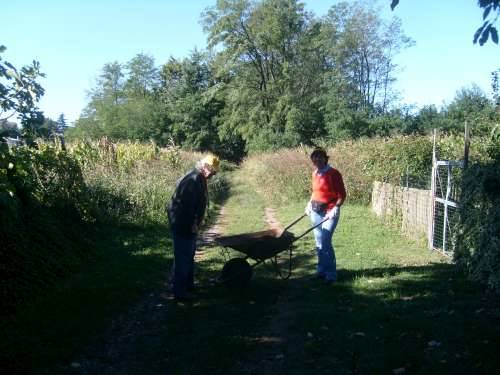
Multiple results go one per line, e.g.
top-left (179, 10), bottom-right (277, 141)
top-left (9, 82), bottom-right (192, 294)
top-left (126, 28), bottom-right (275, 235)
top-left (202, 0), bottom-right (320, 151)
top-left (320, 1), bottom-right (413, 140)
top-left (323, 1), bottom-right (413, 113)
top-left (76, 62), bottom-right (126, 139)
top-left (445, 84), bottom-right (496, 135)
top-left (56, 113), bottom-right (68, 134)
top-left (125, 53), bottom-right (159, 98)
top-left (93, 62), bottom-right (124, 106)
top-left (72, 56), bottom-right (169, 142)
top-left (159, 51), bottom-right (227, 153)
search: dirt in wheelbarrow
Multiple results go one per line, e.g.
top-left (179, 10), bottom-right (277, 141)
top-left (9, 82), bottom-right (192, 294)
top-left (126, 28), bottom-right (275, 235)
top-left (49, 206), bottom-right (299, 374)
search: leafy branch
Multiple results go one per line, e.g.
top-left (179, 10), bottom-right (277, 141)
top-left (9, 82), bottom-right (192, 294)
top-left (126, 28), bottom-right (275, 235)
top-left (391, 0), bottom-right (500, 46)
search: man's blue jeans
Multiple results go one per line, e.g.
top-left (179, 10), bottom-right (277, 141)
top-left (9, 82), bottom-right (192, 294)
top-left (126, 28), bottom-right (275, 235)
top-left (310, 209), bottom-right (340, 282)
top-left (171, 231), bottom-right (196, 298)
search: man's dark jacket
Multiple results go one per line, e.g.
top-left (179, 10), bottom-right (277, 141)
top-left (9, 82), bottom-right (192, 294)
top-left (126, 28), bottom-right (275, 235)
top-left (167, 169), bottom-right (207, 239)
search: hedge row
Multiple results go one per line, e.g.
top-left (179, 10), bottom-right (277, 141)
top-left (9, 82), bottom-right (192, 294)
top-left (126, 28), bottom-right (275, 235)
top-left (243, 134), bottom-right (490, 205)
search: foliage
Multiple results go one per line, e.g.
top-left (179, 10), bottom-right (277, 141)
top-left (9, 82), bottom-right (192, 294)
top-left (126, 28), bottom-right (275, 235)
top-left (56, 113), bottom-right (69, 134)
top-left (444, 84), bottom-right (498, 135)
top-left (0, 141), bottom-right (91, 217)
top-left (0, 141), bottom-right (95, 311)
top-left (159, 51), bottom-right (227, 156)
top-left (486, 124), bottom-right (500, 161)
top-left (242, 147), bottom-right (311, 205)
top-left (200, 0), bottom-right (413, 151)
top-left (0, 119), bottom-right (20, 138)
top-left (67, 3), bottom-right (499, 156)
top-left (242, 134), bottom-right (494, 206)
top-left (0, 45), bottom-right (45, 140)
top-left (322, 2), bottom-right (413, 117)
top-left (1, 137), bottom-right (230, 315)
top-left (474, 0), bottom-right (500, 45)
top-left (70, 56), bottom-right (166, 142)
top-left (453, 161), bottom-right (500, 293)
top-left (68, 139), bottom-right (230, 223)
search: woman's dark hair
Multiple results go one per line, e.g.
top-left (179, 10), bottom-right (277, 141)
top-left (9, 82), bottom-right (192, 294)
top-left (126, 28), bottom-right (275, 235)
top-left (310, 147), bottom-right (329, 162)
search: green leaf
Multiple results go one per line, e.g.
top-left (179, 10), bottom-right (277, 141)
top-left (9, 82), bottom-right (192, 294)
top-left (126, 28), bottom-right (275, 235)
top-left (490, 27), bottom-right (499, 44)
top-left (479, 24), bottom-right (491, 46)
top-left (474, 21), bottom-right (488, 44)
top-left (483, 5), bottom-right (492, 20)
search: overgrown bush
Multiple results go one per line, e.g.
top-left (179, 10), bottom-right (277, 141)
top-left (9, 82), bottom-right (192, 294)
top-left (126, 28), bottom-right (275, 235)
top-left (453, 128), bottom-right (500, 293)
top-left (0, 141), bottom-right (95, 312)
top-left (453, 162), bottom-right (500, 293)
top-left (1, 141), bottom-right (93, 218)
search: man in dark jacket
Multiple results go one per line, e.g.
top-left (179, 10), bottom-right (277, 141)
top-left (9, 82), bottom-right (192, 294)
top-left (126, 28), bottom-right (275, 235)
top-left (167, 154), bottom-right (219, 301)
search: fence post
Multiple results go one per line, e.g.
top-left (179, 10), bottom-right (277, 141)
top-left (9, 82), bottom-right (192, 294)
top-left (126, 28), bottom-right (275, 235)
top-left (428, 129), bottom-right (437, 250)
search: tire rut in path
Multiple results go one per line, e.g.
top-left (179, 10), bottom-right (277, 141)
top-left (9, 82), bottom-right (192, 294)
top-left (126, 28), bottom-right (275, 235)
top-left (230, 207), bottom-right (303, 375)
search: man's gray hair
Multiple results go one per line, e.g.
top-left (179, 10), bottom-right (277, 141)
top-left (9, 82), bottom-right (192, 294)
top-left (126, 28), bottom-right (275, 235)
top-left (195, 160), bottom-right (205, 170)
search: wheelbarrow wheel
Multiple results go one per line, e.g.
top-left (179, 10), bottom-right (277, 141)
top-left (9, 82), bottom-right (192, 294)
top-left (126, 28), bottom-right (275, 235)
top-left (220, 258), bottom-right (253, 287)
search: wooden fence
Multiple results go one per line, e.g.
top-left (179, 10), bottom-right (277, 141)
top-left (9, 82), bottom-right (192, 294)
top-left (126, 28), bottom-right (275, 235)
top-left (371, 181), bottom-right (432, 242)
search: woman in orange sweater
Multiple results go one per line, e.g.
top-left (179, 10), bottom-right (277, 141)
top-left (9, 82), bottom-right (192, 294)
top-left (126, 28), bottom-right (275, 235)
top-left (305, 148), bottom-right (346, 284)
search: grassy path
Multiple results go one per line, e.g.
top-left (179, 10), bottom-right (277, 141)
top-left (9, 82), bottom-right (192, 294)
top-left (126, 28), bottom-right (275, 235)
top-left (182, 170), bottom-right (499, 374)
top-left (3, 168), bottom-right (499, 374)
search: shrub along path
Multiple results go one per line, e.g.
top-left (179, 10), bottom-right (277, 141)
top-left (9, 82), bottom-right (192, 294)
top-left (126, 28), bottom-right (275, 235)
top-left (8, 169), bottom-right (500, 374)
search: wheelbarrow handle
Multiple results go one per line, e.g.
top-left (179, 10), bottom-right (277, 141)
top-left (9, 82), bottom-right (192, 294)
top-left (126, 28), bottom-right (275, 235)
top-left (292, 217), bottom-right (329, 243)
top-left (281, 213), bottom-right (307, 233)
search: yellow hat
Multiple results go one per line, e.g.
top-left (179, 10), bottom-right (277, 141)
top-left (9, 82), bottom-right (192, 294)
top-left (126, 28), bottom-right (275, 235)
top-left (201, 154), bottom-right (220, 172)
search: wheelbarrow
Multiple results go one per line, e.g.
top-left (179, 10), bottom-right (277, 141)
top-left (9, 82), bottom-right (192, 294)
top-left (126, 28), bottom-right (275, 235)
top-left (215, 213), bottom-right (328, 287)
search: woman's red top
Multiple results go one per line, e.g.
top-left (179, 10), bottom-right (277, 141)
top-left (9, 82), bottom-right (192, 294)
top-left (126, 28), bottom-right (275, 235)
top-left (311, 166), bottom-right (346, 210)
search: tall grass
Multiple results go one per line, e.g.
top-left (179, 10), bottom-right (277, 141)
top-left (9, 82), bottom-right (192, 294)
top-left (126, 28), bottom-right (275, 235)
top-left (73, 141), bottom-right (230, 224)
top-left (242, 147), bottom-right (311, 204)
top-left (242, 135), bottom-right (493, 206)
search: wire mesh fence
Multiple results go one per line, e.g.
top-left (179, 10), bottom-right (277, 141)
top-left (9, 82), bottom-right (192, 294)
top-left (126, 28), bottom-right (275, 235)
top-left (432, 201), bottom-right (459, 255)
top-left (372, 160), bottom-right (463, 255)
top-left (430, 162), bottom-right (463, 256)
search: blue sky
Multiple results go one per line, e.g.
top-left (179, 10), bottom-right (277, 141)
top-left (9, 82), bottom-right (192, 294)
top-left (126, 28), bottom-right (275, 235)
top-left (3, 0), bottom-right (499, 124)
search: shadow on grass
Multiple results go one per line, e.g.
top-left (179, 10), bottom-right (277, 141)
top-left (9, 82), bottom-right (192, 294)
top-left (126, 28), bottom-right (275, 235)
top-left (147, 254), bottom-right (500, 375)
top-left (0, 220), bottom-right (172, 374)
top-left (0, 172), bottom-right (233, 375)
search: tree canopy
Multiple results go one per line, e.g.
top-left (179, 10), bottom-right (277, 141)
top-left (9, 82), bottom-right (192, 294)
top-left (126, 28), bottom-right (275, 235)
top-left (67, 1), bottom-right (499, 160)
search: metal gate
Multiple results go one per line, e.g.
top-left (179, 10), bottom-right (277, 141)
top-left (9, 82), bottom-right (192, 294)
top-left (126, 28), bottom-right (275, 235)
top-left (429, 159), bottom-right (463, 255)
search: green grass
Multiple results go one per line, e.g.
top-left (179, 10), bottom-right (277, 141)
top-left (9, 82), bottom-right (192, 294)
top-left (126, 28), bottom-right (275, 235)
top-left (3, 168), bottom-right (499, 374)
top-left (0, 223), bottom-right (172, 373)
top-left (156, 170), bottom-right (500, 374)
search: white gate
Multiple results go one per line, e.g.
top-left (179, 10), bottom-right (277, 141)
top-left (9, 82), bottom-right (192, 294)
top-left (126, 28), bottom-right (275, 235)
top-left (429, 159), bottom-right (463, 255)
top-left (428, 127), bottom-right (468, 256)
